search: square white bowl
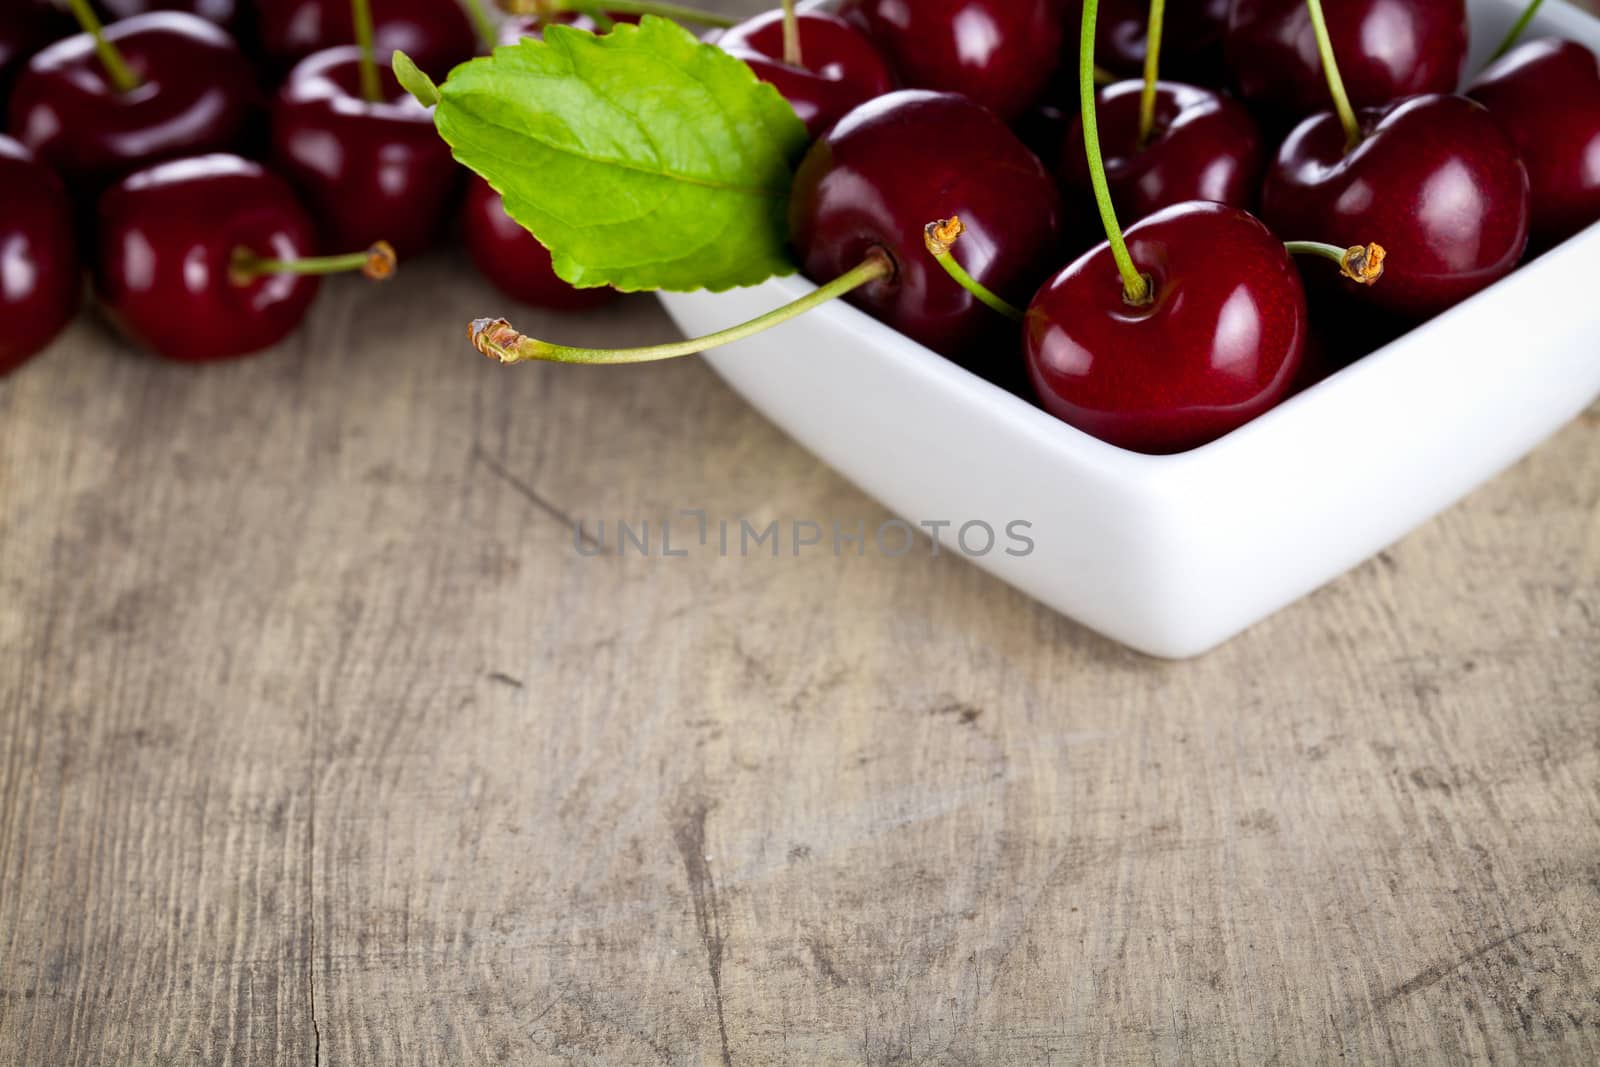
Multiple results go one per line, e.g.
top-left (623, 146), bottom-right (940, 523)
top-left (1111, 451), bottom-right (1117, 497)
top-left (658, 0), bottom-right (1600, 658)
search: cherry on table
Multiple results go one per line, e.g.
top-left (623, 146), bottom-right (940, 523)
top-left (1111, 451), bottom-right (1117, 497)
top-left (94, 153), bottom-right (393, 363)
top-left (1468, 38), bottom-right (1600, 249)
top-left (0, 135), bottom-right (80, 376)
top-left (1059, 79), bottom-right (1264, 225)
top-left (1226, 0), bottom-right (1467, 128)
top-left (462, 176), bottom-right (617, 312)
top-left (271, 46), bottom-right (459, 258)
top-left (790, 90), bottom-right (1064, 376)
top-left (7, 11), bottom-right (255, 188)
top-left (1262, 94), bottom-right (1530, 320)
top-left (840, 0), bottom-right (1063, 122)
top-left (717, 6), bottom-right (893, 138)
top-left (257, 0), bottom-right (477, 79)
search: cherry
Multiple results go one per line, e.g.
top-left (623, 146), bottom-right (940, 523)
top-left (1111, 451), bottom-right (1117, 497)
top-left (271, 46), bottom-right (458, 257)
top-left (1226, 0), bottom-right (1466, 127)
top-left (1468, 38), bottom-right (1600, 249)
top-left (95, 153), bottom-right (394, 362)
top-left (95, 1), bottom-right (243, 33)
top-left (717, 6), bottom-right (893, 138)
top-left (1262, 94), bottom-right (1529, 319)
top-left (1059, 79), bottom-right (1264, 223)
top-left (790, 90), bottom-right (1063, 370)
top-left (1, 135), bottom-right (79, 375)
top-left (258, 0), bottom-right (477, 79)
top-left (1, 2), bottom-right (74, 110)
top-left (840, 0), bottom-right (1062, 122)
top-left (1026, 203), bottom-right (1307, 453)
top-left (462, 176), bottom-right (616, 311)
top-left (1057, 0), bottom-right (1230, 85)
top-left (7, 10), bottom-right (255, 187)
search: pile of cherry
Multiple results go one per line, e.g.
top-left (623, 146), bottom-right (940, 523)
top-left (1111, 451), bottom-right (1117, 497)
top-left (5, 0), bottom-right (1600, 455)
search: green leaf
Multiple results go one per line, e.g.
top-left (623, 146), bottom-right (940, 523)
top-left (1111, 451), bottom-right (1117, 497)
top-left (428, 16), bottom-right (809, 293)
top-left (391, 50), bottom-right (439, 108)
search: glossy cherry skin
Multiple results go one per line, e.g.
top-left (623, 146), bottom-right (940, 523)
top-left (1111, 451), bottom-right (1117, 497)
top-left (1469, 39), bottom-right (1600, 249)
top-left (1060, 80), bottom-right (1264, 225)
top-left (717, 9), bottom-right (894, 138)
top-left (791, 91), bottom-right (1063, 378)
top-left (1262, 94), bottom-right (1530, 320)
top-left (257, 0), bottom-right (476, 79)
top-left (7, 13), bottom-right (255, 187)
top-left (96, 0), bottom-right (242, 33)
top-left (96, 154), bottom-right (321, 362)
top-left (1227, 0), bottom-right (1466, 127)
top-left (1057, 0), bottom-right (1230, 85)
top-left (1025, 202), bottom-right (1307, 454)
top-left (840, 0), bottom-right (1061, 122)
top-left (1, 2), bottom-right (74, 109)
top-left (271, 47), bottom-right (458, 258)
top-left (0, 136), bottom-right (79, 375)
top-left (462, 177), bottom-right (616, 311)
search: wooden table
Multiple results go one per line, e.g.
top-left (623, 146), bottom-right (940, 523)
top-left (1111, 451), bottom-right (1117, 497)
top-left (4, 17), bottom-right (1600, 1066)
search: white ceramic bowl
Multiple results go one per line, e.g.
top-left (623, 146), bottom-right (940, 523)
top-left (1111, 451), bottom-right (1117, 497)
top-left (659, 0), bottom-right (1600, 658)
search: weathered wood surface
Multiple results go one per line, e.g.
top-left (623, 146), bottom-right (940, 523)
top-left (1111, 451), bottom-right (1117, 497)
top-left (3, 15), bottom-right (1599, 1063)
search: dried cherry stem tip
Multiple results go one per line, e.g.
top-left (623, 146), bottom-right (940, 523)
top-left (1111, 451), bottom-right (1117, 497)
top-left (1490, 0), bottom-right (1545, 62)
top-left (1304, 0), bottom-right (1361, 150)
top-left (65, 0), bottom-right (141, 93)
top-left (1284, 240), bottom-right (1386, 284)
top-left (472, 251), bottom-right (894, 365)
top-left (1139, 0), bottom-right (1166, 148)
top-left (230, 242), bottom-right (397, 284)
top-left (923, 217), bottom-right (1023, 323)
top-left (497, 0), bottom-right (738, 29)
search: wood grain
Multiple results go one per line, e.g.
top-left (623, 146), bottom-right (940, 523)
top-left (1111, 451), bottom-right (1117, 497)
top-left (3, 9), bottom-right (1599, 1061)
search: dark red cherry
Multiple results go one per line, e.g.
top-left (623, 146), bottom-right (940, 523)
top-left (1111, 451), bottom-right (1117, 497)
top-left (1056, 0), bottom-right (1230, 85)
top-left (716, 8), bottom-right (893, 138)
top-left (841, 0), bottom-right (1061, 122)
top-left (1469, 38), bottom-right (1600, 249)
top-left (258, 0), bottom-right (476, 78)
top-left (1024, 201), bottom-right (1307, 454)
top-left (7, 12), bottom-right (255, 187)
top-left (271, 46), bottom-right (458, 257)
top-left (462, 177), bottom-right (616, 311)
top-left (1059, 80), bottom-right (1263, 224)
top-left (1226, 0), bottom-right (1466, 127)
top-left (1, 135), bottom-right (79, 375)
top-left (1262, 94), bottom-right (1530, 319)
top-left (95, 0), bottom-right (243, 33)
top-left (95, 154), bottom-right (323, 362)
top-left (1, 2), bottom-right (74, 110)
top-left (790, 90), bottom-right (1063, 376)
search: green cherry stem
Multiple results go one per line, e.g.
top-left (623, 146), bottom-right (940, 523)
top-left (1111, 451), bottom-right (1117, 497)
top-left (351, 0), bottom-right (382, 103)
top-left (472, 251), bottom-right (894, 365)
top-left (65, 0), bottom-right (141, 93)
top-left (781, 0), bottom-right (804, 68)
top-left (923, 218), bottom-right (1023, 323)
top-left (1080, 0), bottom-right (1149, 305)
top-left (230, 242), bottom-right (398, 284)
top-left (459, 0), bottom-right (500, 52)
top-left (1304, 0), bottom-right (1361, 150)
top-left (1489, 0), bottom-right (1545, 62)
top-left (1138, 0), bottom-right (1165, 148)
top-left (497, 0), bottom-right (738, 29)
top-left (1284, 239), bottom-right (1386, 284)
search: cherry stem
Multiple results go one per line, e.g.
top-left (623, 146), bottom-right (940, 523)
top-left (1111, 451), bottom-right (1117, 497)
top-left (1080, 0), bottom-right (1149, 306)
top-left (781, 0), bottom-right (804, 68)
top-left (1284, 240), bottom-right (1386, 284)
top-left (1138, 0), bottom-right (1165, 148)
top-left (473, 251), bottom-right (893, 364)
top-left (460, 0), bottom-right (500, 52)
top-left (923, 218), bottom-right (1023, 323)
top-left (1094, 64), bottom-right (1116, 86)
top-left (230, 242), bottom-right (398, 284)
top-left (65, 0), bottom-right (140, 94)
top-left (1304, 0), bottom-right (1361, 150)
top-left (497, 0), bottom-right (738, 29)
top-left (350, 0), bottom-right (382, 103)
top-left (1489, 0), bottom-right (1545, 61)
